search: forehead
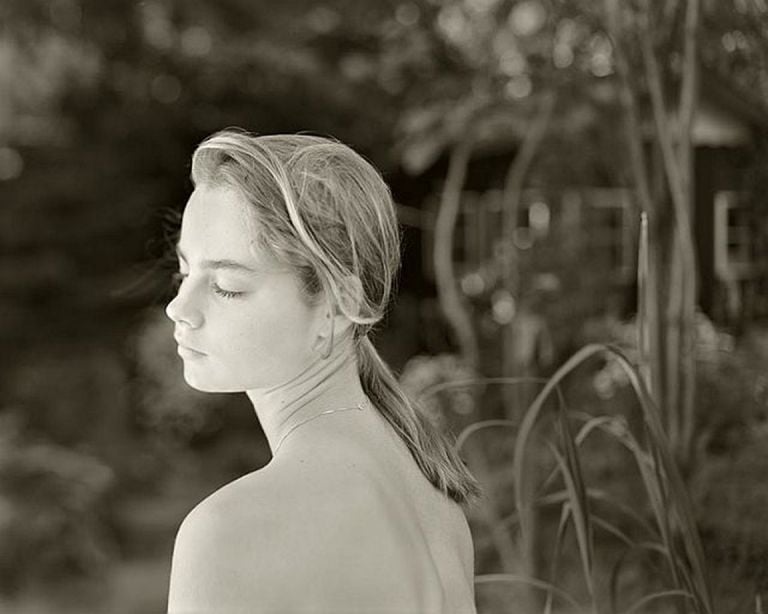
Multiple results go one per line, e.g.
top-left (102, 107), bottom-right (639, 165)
top-left (178, 184), bottom-right (261, 261)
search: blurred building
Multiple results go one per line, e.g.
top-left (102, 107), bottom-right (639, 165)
top-left (391, 69), bottom-right (768, 339)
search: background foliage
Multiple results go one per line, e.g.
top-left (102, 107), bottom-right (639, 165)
top-left (3, 0), bottom-right (768, 612)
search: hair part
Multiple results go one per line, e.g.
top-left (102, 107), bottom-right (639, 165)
top-left (190, 128), bottom-right (482, 507)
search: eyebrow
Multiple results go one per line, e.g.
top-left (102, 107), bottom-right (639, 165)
top-left (175, 244), bottom-right (260, 275)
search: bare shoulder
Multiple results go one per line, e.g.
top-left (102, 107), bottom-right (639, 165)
top-left (167, 460), bottom-right (445, 613)
top-left (167, 469), bottom-right (282, 613)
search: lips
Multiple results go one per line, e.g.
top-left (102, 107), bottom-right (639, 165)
top-left (177, 345), bottom-right (206, 358)
top-left (174, 334), bottom-right (206, 355)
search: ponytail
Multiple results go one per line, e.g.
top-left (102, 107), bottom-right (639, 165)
top-left (355, 335), bottom-right (482, 509)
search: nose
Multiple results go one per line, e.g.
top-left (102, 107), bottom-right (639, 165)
top-left (165, 285), bottom-right (203, 328)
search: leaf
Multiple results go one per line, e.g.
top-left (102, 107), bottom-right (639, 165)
top-left (511, 343), bottom-right (714, 613)
top-left (545, 504), bottom-right (572, 614)
top-left (474, 573), bottom-right (582, 610)
top-left (622, 589), bottom-right (693, 614)
top-left (549, 444), bottom-right (595, 599)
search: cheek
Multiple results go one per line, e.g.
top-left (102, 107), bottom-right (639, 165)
top-left (217, 297), bottom-right (315, 361)
top-left (224, 309), bottom-right (314, 388)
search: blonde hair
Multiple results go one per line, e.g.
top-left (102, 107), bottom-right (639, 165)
top-left (190, 128), bottom-right (481, 507)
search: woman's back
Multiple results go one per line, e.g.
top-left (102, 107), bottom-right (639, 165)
top-left (168, 403), bottom-right (476, 614)
top-left (333, 403), bottom-right (476, 613)
top-left (290, 402), bottom-right (477, 613)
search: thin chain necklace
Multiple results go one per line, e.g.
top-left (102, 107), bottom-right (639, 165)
top-left (272, 397), bottom-right (370, 455)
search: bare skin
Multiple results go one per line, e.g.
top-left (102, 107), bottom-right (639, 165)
top-left (167, 400), bottom-right (476, 614)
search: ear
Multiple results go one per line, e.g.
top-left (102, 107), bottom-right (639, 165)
top-left (311, 277), bottom-right (363, 353)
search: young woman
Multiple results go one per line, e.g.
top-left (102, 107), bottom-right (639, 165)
top-left (164, 129), bottom-right (482, 613)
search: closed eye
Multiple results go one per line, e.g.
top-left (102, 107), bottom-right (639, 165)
top-left (173, 271), bottom-right (244, 300)
top-left (212, 284), bottom-right (244, 299)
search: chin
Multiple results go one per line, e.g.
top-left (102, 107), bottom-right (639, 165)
top-left (181, 368), bottom-right (245, 394)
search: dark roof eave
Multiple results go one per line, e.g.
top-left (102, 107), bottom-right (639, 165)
top-left (699, 69), bottom-right (768, 132)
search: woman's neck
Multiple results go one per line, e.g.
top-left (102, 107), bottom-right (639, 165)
top-left (246, 330), bottom-right (369, 457)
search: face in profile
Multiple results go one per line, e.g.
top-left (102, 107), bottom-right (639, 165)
top-left (165, 184), bottom-right (323, 393)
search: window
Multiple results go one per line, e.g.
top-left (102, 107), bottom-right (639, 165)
top-left (581, 189), bottom-right (637, 280)
top-left (421, 187), bottom-right (636, 286)
top-left (423, 189), bottom-right (553, 280)
top-left (465, 189), bottom-right (552, 270)
top-left (714, 190), bottom-right (756, 280)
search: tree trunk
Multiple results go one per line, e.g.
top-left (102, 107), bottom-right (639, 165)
top-left (606, 0), bottom-right (664, 405)
top-left (493, 92), bottom-right (556, 612)
top-left (434, 135), bottom-right (479, 372)
top-left (640, 0), bottom-right (699, 466)
top-left (499, 92), bottom-right (556, 421)
top-left (607, 0), bottom-right (700, 467)
top-left (678, 0), bottom-right (700, 468)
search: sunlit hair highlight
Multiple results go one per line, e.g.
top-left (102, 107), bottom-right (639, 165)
top-left (190, 128), bottom-right (482, 507)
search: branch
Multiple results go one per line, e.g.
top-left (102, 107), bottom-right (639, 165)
top-left (678, 0), bottom-right (699, 196)
top-left (678, 0), bottom-right (701, 469)
top-left (500, 90), bottom-right (557, 287)
top-left (604, 0), bottom-right (654, 217)
top-left (434, 132), bottom-right (479, 371)
top-left (638, 0), bottom-right (696, 263)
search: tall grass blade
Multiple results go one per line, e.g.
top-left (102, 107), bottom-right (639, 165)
top-left (498, 487), bottom-right (657, 545)
top-left (516, 343), bottom-right (713, 613)
top-left (512, 380), bottom-right (567, 560)
top-left (555, 404), bottom-right (594, 580)
top-left (614, 428), bottom-right (680, 584)
top-left (549, 445), bottom-right (595, 602)
top-left (585, 487), bottom-right (658, 539)
top-left (606, 350), bottom-right (713, 613)
top-left (418, 376), bottom-right (551, 401)
top-left (474, 573), bottom-right (581, 610)
top-left (442, 348), bottom-right (713, 613)
top-left (591, 516), bottom-right (635, 549)
top-left (574, 414), bottom-right (620, 445)
top-left (637, 211), bottom-right (653, 393)
top-left (622, 589), bottom-right (693, 614)
top-left (544, 504), bottom-right (572, 614)
top-left (455, 419), bottom-right (518, 453)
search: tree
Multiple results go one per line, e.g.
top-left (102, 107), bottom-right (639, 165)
top-left (605, 0), bottom-right (768, 468)
top-left (387, 0), bottom-right (768, 466)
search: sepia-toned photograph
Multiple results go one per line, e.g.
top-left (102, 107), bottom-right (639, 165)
top-left (2, 1), bottom-right (768, 612)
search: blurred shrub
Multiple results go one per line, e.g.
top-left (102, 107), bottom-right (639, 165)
top-left (399, 353), bottom-right (477, 433)
top-left (574, 313), bottom-right (768, 610)
top-left (11, 345), bottom-right (132, 449)
top-left (445, 343), bottom-right (715, 614)
top-left (578, 310), bottom-right (768, 455)
top-left (690, 434), bottom-right (768, 596)
top-left (0, 411), bottom-right (116, 596)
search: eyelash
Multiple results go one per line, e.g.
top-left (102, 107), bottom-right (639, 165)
top-left (172, 272), bottom-right (244, 300)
